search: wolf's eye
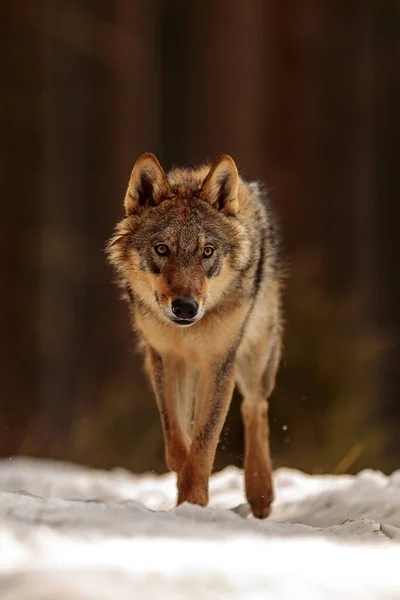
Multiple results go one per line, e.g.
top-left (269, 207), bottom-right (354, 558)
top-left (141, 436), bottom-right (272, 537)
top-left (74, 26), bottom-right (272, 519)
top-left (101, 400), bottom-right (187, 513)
top-left (203, 246), bottom-right (214, 258)
top-left (154, 244), bottom-right (168, 256)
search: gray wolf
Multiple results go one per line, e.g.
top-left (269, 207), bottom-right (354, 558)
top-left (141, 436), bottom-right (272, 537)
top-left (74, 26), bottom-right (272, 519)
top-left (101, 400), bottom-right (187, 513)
top-left (106, 152), bottom-right (282, 518)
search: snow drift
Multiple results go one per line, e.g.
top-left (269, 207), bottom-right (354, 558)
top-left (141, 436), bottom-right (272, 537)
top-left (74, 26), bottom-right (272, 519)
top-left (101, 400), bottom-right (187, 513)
top-left (0, 458), bottom-right (399, 599)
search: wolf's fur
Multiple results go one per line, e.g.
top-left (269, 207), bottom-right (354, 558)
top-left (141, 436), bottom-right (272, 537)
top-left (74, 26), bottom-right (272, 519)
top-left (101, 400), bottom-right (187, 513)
top-left (106, 153), bottom-right (282, 518)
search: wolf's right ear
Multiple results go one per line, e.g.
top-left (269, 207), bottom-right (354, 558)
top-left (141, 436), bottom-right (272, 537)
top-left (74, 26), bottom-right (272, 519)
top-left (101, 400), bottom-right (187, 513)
top-left (124, 153), bottom-right (172, 215)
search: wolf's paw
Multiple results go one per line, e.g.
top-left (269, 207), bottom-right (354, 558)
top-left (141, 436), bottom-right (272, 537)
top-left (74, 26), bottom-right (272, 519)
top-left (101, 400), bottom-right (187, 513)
top-left (248, 494), bottom-right (273, 519)
top-left (245, 470), bottom-right (274, 519)
top-left (177, 465), bottom-right (208, 508)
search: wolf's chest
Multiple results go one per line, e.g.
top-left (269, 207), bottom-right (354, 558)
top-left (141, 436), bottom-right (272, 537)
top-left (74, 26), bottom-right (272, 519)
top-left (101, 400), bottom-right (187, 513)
top-left (136, 312), bottom-right (202, 363)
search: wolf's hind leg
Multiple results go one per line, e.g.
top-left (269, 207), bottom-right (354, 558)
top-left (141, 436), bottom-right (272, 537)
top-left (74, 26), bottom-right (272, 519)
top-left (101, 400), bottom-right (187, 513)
top-left (145, 348), bottom-right (194, 475)
top-left (237, 335), bottom-right (281, 519)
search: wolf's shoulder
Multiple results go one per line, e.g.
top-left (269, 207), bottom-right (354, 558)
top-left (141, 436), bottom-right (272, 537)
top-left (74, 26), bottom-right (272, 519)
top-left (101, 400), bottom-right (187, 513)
top-left (239, 177), bottom-right (282, 273)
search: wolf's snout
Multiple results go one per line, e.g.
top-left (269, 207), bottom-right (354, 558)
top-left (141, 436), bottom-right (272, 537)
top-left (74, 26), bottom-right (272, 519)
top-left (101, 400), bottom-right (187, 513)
top-left (171, 298), bottom-right (199, 320)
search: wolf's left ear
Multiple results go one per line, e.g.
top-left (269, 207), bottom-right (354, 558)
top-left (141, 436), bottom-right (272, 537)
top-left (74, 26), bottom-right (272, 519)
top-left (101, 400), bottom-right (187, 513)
top-left (200, 155), bottom-right (239, 216)
top-left (124, 152), bottom-right (172, 215)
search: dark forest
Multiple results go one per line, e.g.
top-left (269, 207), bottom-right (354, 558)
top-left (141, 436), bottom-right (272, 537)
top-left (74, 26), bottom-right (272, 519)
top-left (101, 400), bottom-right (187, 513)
top-left (1, 0), bottom-right (399, 475)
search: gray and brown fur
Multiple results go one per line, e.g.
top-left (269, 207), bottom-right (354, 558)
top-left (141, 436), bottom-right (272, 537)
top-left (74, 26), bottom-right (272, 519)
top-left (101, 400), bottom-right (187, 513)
top-left (106, 152), bottom-right (282, 518)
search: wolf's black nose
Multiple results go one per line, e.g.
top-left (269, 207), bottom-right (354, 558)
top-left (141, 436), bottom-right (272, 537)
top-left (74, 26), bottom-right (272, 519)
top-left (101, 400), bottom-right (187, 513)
top-left (172, 298), bottom-right (199, 319)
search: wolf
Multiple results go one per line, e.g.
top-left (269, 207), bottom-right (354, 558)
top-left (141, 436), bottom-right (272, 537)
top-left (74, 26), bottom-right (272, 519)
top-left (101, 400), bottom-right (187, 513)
top-left (106, 152), bottom-right (282, 518)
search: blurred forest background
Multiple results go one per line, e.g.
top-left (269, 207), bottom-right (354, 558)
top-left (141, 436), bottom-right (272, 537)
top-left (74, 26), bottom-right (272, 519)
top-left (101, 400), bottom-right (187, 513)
top-left (1, 0), bottom-right (399, 475)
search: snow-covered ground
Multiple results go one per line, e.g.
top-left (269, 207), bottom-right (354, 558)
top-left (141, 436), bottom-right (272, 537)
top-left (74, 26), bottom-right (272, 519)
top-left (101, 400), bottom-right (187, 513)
top-left (0, 458), bottom-right (399, 599)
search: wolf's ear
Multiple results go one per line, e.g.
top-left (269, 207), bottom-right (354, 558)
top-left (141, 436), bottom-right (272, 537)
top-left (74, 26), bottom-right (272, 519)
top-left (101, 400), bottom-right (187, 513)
top-left (200, 155), bottom-right (239, 216)
top-left (124, 152), bottom-right (172, 215)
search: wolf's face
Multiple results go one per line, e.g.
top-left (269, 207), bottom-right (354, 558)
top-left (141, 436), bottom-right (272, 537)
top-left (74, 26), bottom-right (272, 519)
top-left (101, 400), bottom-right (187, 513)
top-left (107, 153), bottom-right (251, 327)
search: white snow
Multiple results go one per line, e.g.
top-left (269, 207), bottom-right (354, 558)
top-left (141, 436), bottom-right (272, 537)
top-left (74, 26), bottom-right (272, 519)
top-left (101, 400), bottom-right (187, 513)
top-left (0, 458), bottom-right (399, 599)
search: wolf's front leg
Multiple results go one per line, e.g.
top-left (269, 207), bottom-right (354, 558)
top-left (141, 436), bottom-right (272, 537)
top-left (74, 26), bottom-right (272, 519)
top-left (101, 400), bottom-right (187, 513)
top-left (146, 347), bottom-right (192, 475)
top-left (177, 356), bottom-right (236, 507)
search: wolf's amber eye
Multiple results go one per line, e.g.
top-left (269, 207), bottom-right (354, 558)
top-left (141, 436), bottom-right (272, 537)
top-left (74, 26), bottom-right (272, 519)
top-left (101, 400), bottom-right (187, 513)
top-left (203, 246), bottom-right (214, 258)
top-left (154, 244), bottom-right (168, 256)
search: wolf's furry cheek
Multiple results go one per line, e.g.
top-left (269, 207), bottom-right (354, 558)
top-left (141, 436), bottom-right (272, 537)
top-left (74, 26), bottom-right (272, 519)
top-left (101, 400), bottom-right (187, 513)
top-left (229, 229), bottom-right (252, 271)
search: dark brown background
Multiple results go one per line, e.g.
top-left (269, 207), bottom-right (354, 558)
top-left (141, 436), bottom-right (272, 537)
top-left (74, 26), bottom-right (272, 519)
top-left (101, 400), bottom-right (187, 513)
top-left (1, 0), bottom-right (399, 474)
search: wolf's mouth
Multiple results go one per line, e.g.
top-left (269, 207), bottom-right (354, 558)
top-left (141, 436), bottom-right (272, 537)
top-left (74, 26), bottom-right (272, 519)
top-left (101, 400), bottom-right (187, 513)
top-left (170, 318), bottom-right (196, 327)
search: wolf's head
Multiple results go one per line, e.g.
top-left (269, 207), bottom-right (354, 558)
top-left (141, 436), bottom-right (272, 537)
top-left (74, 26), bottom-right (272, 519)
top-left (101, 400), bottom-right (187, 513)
top-left (107, 153), bottom-right (251, 327)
